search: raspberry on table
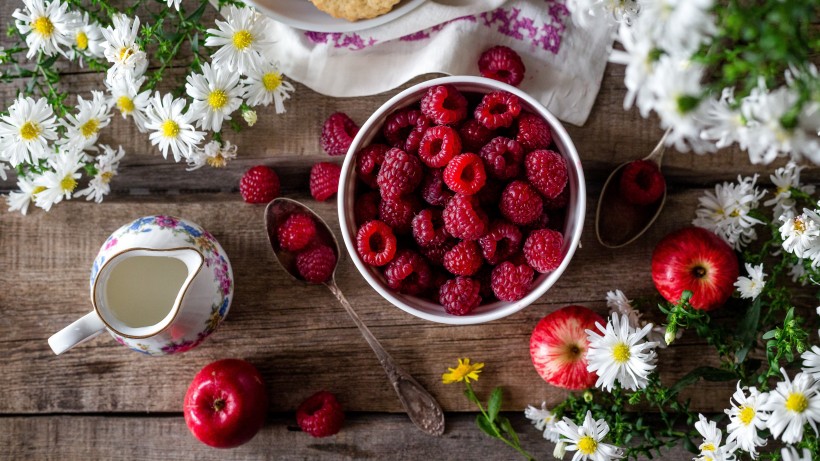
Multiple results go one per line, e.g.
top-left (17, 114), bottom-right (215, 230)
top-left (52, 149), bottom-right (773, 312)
top-left (296, 244), bottom-right (337, 283)
top-left (356, 220), bottom-right (397, 266)
top-left (443, 240), bottom-right (483, 276)
top-left (480, 136), bottom-right (524, 180)
top-left (478, 45), bottom-right (526, 87)
top-left (383, 108), bottom-right (423, 148)
top-left (296, 391), bottom-right (345, 438)
top-left (458, 119), bottom-right (495, 153)
top-left (310, 162), bottom-right (342, 202)
top-left (405, 114), bottom-right (433, 155)
top-left (420, 168), bottom-right (453, 207)
top-left (439, 277), bottom-right (481, 316)
top-left (421, 84), bottom-right (468, 125)
top-left (478, 220), bottom-right (523, 265)
top-left (619, 160), bottom-right (665, 206)
top-left (356, 144), bottom-right (389, 189)
top-left (321, 112), bottom-right (359, 156)
top-left (443, 194), bottom-right (488, 240)
top-left (376, 148), bottom-right (423, 200)
top-left (379, 194), bottom-right (421, 235)
top-left (418, 125), bottom-right (462, 168)
top-left (411, 208), bottom-right (448, 248)
top-left (525, 150), bottom-right (567, 200)
top-left (277, 212), bottom-right (317, 252)
top-left (523, 229), bottom-right (563, 273)
top-left (443, 153), bottom-right (487, 196)
top-left (500, 180), bottom-right (543, 226)
top-left (239, 165), bottom-right (280, 204)
top-left (354, 191), bottom-right (380, 226)
top-left (516, 112), bottom-right (552, 151)
top-left (474, 91), bottom-right (521, 130)
top-left (491, 261), bottom-right (534, 301)
top-left (384, 249), bottom-right (432, 295)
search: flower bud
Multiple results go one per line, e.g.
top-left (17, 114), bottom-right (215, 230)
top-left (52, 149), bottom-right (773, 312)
top-left (553, 441), bottom-right (566, 460)
top-left (242, 109), bottom-right (257, 127)
top-left (665, 325), bottom-right (677, 345)
top-left (583, 390), bottom-right (593, 403)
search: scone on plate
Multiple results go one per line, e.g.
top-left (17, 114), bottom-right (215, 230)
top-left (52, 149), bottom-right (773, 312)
top-left (311, 0), bottom-right (401, 22)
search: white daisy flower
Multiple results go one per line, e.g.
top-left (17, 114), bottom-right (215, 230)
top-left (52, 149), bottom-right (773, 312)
top-left (0, 96), bottom-right (59, 166)
top-left (698, 88), bottom-right (748, 150)
top-left (524, 402), bottom-right (560, 443)
top-left (566, 0), bottom-right (640, 28)
top-left (781, 446), bottom-right (812, 461)
top-left (243, 62), bottom-right (295, 113)
top-left (788, 260), bottom-right (809, 286)
top-left (59, 91), bottom-right (112, 152)
top-left (760, 369), bottom-right (820, 444)
top-left (802, 346), bottom-right (820, 380)
top-left (692, 175), bottom-right (765, 250)
top-left (0, 161), bottom-right (7, 181)
top-left (67, 11), bottom-right (104, 62)
top-left (101, 14), bottom-right (147, 80)
top-left (779, 211), bottom-right (820, 261)
top-left (205, 5), bottom-right (273, 75)
top-left (32, 148), bottom-right (86, 211)
top-left (586, 313), bottom-right (658, 392)
top-left (764, 162), bottom-right (816, 220)
top-left (76, 144), bottom-right (124, 203)
top-left (186, 140), bottom-right (238, 171)
top-left (724, 383), bottom-right (769, 458)
top-left (605, 289), bottom-right (671, 346)
top-left (106, 75), bottom-right (150, 132)
top-left (734, 263), bottom-right (765, 300)
top-left (144, 92), bottom-right (205, 162)
top-left (166, 0), bottom-right (182, 10)
top-left (555, 411), bottom-right (623, 461)
top-left (635, 0), bottom-right (716, 56)
top-left (609, 24), bottom-right (657, 116)
top-left (242, 108), bottom-right (257, 126)
top-left (12, 0), bottom-right (72, 59)
top-left (6, 176), bottom-right (39, 215)
top-left (186, 62), bottom-right (245, 132)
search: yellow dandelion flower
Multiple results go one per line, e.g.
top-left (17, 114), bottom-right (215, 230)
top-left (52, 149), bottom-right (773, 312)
top-left (442, 358), bottom-right (484, 384)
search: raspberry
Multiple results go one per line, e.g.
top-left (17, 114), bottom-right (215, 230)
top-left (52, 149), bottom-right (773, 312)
top-left (383, 108), bottom-right (423, 148)
top-left (355, 144), bottom-right (389, 188)
top-left (384, 249), bottom-right (432, 295)
top-left (443, 240), bottom-right (483, 276)
top-left (310, 162), bottom-right (342, 202)
top-left (443, 153), bottom-right (487, 196)
top-left (478, 220), bottom-right (523, 265)
top-left (296, 244), bottom-right (337, 283)
top-left (354, 190), bottom-right (380, 226)
top-left (418, 125), bottom-right (462, 168)
top-left (239, 165), bottom-right (280, 204)
top-left (491, 261), bottom-right (534, 301)
top-left (524, 210), bottom-right (551, 232)
top-left (411, 208), bottom-right (448, 248)
top-left (420, 240), bottom-right (456, 266)
top-left (479, 137), bottom-right (524, 180)
top-left (478, 45), bottom-right (526, 87)
top-left (525, 150), bottom-right (567, 199)
top-left (543, 187), bottom-right (569, 210)
top-left (523, 229), bottom-right (563, 273)
top-left (296, 391), bottom-right (345, 438)
top-left (420, 168), bottom-right (453, 206)
top-left (404, 115), bottom-right (433, 155)
top-left (500, 180), bottom-right (543, 225)
top-left (458, 119), bottom-right (495, 152)
top-left (474, 91), bottom-right (521, 130)
top-left (619, 160), bottom-right (665, 205)
top-left (277, 212), bottom-right (317, 252)
top-left (379, 194), bottom-right (421, 234)
top-left (439, 277), bottom-right (481, 316)
top-left (356, 220), bottom-right (397, 266)
top-left (421, 84), bottom-right (468, 125)
top-left (516, 112), bottom-right (552, 151)
top-left (321, 112), bottom-right (359, 156)
top-left (443, 194), bottom-right (488, 240)
top-left (376, 148), bottom-right (423, 200)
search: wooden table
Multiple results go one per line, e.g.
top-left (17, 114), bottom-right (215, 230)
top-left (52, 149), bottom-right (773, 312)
top-left (0, 5), bottom-right (803, 459)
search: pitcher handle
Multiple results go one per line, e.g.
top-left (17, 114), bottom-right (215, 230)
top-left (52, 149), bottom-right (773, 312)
top-left (48, 312), bottom-right (106, 355)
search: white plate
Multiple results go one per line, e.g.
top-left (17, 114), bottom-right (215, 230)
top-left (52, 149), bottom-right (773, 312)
top-left (248, 0), bottom-right (427, 33)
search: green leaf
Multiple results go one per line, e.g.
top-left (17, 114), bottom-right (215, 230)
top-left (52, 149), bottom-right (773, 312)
top-left (475, 414), bottom-right (498, 439)
top-left (683, 436), bottom-right (698, 454)
top-left (762, 329), bottom-right (778, 340)
top-left (735, 297), bottom-right (762, 363)
top-left (487, 387), bottom-right (502, 423)
top-left (186, 1), bottom-right (208, 23)
top-left (499, 417), bottom-right (519, 445)
top-left (463, 388), bottom-right (481, 407)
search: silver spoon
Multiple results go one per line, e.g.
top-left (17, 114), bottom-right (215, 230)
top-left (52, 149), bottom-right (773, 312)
top-left (595, 129), bottom-right (670, 248)
top-left (265, 197), bottom-right (445, 437)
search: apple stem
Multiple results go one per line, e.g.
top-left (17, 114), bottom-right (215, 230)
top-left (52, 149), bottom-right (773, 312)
top-left (213, 398), bottom-right (225, 412)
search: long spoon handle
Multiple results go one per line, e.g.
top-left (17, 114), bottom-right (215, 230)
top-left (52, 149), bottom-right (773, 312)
top-left (326, 281), bottom-right (445, 436)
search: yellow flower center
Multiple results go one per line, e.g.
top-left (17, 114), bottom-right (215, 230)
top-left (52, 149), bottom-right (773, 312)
top-left (60, 175), bottom-right (77, 192)
top-left (701, 443), bottom-right (716, 452)
top-left (116, 96), bottom-right (135, 114)
top-left (232, 30), bottom-right (253, 49)
top-left (32, 186), bottom-right (46, 195)
top-left (101, 171), bottom-right (114, 183)
top-left (76, 31), bottom-right (88, 50)
top-left (794, 217), bottom-right (806, 233)
top-left (80, 118), bottom-right (99, 138)
top-left (161, 120), bottom-right (180, 138)
top-left (207, 89), bottom-right (229, 110)
top-left (262, 72), bottom-right (282, 91)
top-left (577, 436), bottom-right (597, 455)
top-left (118, 46), bottom-right (133, 62)
top-left (612, 342), bottom-right (631, 363)
top-left (32, 16), bottom-right (55, 38)
top-left (786, 392), bottom-right (809, 413)
top-left (20, 121), bottom-right (41, 141)
top-left (738, 406), bottom-right (755, 426)
top-left (207, 154), bottom-right (228, 168)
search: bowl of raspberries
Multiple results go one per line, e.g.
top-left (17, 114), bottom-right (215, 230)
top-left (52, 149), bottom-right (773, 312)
top-left (337, 76), bottom-right (585, 324)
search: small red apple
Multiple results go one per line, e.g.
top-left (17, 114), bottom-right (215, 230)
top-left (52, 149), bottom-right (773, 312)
top-left (184, 359), bottom-right (268, 448)
top-left (651, 226), bottom-right (738, 311)
top-left (530, 305), bottom-right (604, 390)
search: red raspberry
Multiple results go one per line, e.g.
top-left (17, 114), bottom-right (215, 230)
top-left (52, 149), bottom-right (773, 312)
top-left (384, 249), bottom-right (432, 295)
top-left (443, 194), bottom-right (488, 240)
top-left (420, 168), bottom-right (453, 206)
top-left (421, 84), bottom-right (468, 125)
top-left (430, 269), bottom-right (451, 294)
top-left (321, 112), bottom-right (359, 156)
top-left (355, 144), bottom-right (389, 188)
top-left (523, 229), bottom-right (563, 273)
top-left (479, 137), bottom-right (524, 180)
top-left (516, 112), bottom-right (552, 151)
top-left (458, 119), bottom-right (495, 153)
top-left (443, 153), bottom-right (487, 196)
top-left (500, 180), bottom-right (543, 225)
top-left (420, 239), bottom-right (456, 266)
top-left (439, 277), bottom-right (481, 316)
top-left (296, 244), bottom-right (337, 283)
top-left (376, 148), bottom-right (423, 200)
top-left (379, 194), bottom-right (421, 234)
top-left (296, 391), bottom-right (344, 438)
top-left (474, 91), bottom-right (521, 129)
top-left (277, 212), bottom-right (317, 252)
top-left (310, 162), bottom-right (342, 202)
top-left (354, 190), bottom-right (380, 226)
top-left (619, 160), bottom-right (665, 206)
top-left (478, 45), bottom-right (526, 87)
top-left (383, 108), bottom-right (423, 148)
top-left (525, 150), bottom-right (567, 199)
top-left (418, 126), bottom-right (462, 168)
top-left (524, 210), bottom-right (551, 232)
top-left (405, 115), bottom-right (433, 155)
top-left (491, 261), bottom-right (534, 301)
top-left (478, 220), bottom-right (523, 265)
top-left (411, 208), bottom-right (448, 248)
top-left (543, 187), bottom-right (569, 210)
top-left (356, 220), bottom-right (397, 266)
top-left (239, 165), bottom-right (280, 204)
top-left (443, 240), bottom-right (483, 276)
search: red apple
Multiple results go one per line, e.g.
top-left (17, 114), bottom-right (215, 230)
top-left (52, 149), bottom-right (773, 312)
top-left (184, 359), bottom-right (268, 448)
top-left (651, 226), bottom-right (738, 311)
top-left (530, 305), bottom-right (604, 390)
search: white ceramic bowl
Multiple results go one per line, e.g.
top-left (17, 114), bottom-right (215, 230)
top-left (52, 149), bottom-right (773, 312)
top-left (337, 76), bottom-right (586, 325)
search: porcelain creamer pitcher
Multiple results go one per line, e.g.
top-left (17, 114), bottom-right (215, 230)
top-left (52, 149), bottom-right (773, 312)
top-left (48, 215), bottom-right (234, 356)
